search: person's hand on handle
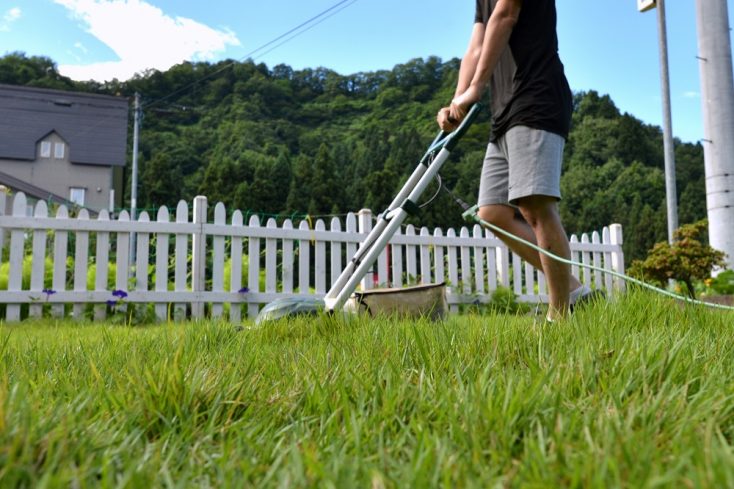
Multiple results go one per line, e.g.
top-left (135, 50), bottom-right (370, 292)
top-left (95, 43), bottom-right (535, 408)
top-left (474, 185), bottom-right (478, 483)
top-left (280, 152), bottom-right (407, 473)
top-left (436, 107), bottom-right (458, 132)
top-left (449, 84), bottom-right (483, 126)
top-left (437, 84), bottom-right (483, 133)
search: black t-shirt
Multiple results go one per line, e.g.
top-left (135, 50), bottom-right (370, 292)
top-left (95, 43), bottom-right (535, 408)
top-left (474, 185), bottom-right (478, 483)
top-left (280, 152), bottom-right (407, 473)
top-left (474, 0), bottom-right (572, 140)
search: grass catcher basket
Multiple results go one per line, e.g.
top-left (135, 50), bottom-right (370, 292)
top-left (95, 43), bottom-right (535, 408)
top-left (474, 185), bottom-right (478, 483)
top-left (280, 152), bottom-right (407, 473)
top-left (346, 282), bottom-right (447, 320)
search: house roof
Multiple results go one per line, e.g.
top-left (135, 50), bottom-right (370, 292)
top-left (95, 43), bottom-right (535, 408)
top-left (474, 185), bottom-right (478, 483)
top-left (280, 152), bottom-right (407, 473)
top-left (0, 84), bottom-right (129, 167)
top-left (0, 170), bottom-right (98, 216)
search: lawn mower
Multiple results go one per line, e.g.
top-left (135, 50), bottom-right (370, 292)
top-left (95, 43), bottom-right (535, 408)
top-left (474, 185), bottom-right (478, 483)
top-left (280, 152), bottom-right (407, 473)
top-left (255, 103), bottom-right (483, 324)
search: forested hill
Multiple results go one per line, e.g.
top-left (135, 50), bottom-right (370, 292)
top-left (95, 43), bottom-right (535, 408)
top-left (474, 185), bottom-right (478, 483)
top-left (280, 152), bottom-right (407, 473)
top-left (0, 53), bottom-right (707, 261)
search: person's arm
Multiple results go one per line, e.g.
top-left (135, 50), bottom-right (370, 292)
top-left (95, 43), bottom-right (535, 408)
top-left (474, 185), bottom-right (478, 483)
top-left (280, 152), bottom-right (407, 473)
top-left (438, 22), bottom-right (485, 132)
top-left (449, 0), bottom-right (523, 124)
top-left (455, 22), bottom-right (486, 99)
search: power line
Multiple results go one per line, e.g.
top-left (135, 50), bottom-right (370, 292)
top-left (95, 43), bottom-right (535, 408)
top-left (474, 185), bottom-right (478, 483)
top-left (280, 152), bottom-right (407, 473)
top-left (143, 0), bottom-right (359, 110)
top-left (251, 0), bottom-right (358, 62)
top-left (142, 0), bottom-right (357, 117)
top-left (246, 0), bottom-right (356, 60)
top-left (55, 0), bottom-right (359, 149)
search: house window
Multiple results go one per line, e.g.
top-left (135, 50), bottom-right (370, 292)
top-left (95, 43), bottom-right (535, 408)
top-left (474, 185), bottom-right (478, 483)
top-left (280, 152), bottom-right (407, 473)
top-left (40, 141), bottom-right (51, 158)
top-left (69, 187), bottom-right (86, 206)
top-left (54, 142), bottom-right (65, 159)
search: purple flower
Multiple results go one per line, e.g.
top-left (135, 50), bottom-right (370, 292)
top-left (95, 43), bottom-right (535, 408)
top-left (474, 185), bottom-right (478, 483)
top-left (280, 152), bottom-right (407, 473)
top-left (112, 290), bottom-right (128, 299)
top-left (42, 288), bottom-right (57, 295)
top-left (238, 287), bottom-right (250, 294)
top-left (106, 300), bottom-right (118, 307)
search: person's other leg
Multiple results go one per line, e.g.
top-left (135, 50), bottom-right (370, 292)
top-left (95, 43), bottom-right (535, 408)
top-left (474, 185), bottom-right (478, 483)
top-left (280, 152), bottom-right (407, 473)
top-left (477, 135), bottom-right (581, 299)
top-left (514, 195), bottom-right (572, 319)
top-left (477, 204), bottom-right (579, 288)
top-left (475, 142), bottom-right (537, 257)
top-left (504, 126), bottom-right (575, 319)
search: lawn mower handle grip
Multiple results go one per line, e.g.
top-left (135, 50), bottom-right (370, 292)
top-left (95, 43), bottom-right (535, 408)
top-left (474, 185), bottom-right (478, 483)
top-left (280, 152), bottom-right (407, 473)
top-left (443, 103), bottom-right (482, 151)
top-left (421, 103), bottom-right (483, 165)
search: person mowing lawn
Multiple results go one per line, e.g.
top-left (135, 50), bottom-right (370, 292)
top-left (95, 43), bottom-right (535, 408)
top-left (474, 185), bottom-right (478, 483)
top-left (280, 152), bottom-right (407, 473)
top-left (437, 0), bottom-right (597, 322)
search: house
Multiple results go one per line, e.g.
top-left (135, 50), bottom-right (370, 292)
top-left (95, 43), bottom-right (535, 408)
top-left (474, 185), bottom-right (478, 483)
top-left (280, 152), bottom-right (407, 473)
top-left (0, 84), bottom-right (129, 213)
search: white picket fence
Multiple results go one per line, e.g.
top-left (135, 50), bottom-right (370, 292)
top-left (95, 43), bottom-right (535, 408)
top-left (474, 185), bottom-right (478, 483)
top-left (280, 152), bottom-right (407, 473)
top-left (0, 191), bottom-right (625, 322)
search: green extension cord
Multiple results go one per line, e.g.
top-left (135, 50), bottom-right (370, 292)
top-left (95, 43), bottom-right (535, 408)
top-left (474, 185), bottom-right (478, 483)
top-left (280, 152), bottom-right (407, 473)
top-left (461, 205), bottom-right (734, 313)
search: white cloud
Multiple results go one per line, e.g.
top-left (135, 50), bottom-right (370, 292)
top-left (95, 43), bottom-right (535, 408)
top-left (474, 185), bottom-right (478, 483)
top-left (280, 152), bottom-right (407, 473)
top-left (683, 91), bottom-right (700, 99)
top-left (53, 0), bottom-right (240, 81)
top-left (0, 7), bottom-right (22, 31)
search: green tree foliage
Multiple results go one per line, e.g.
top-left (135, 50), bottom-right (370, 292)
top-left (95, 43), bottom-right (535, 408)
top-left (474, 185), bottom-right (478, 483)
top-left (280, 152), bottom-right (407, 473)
top-left (709, 270), bottom-right (734, 295)
top-left (0, 52), bottom-right (76, 90)
top-left (628, 220), bottom-right (727, 298)
top-left (2, 54), bottom-right (709, 261)
top-left (560, 90), bottom-right (702, 261)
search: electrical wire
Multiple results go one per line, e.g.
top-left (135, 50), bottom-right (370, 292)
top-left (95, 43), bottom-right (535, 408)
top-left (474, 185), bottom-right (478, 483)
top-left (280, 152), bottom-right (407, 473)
top-left (251, 0), bottom-right (358, 62)
top-left (143, 0), bottom-right (359, 110)
top-left (418, 152), bottom-right (444, 209)
top-left (40, 0), bottom-right (360, 166)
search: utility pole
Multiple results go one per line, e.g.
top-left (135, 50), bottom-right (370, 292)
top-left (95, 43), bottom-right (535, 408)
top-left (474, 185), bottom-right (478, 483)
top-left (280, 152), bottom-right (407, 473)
top-left (638, 0), bottom-right (679, 244)
top-left (129, 92), bottom-right (141, 279)
top-left (131, 92), bottom-right (140, 224)
top-left (695, 0), bottom-right (734, 271)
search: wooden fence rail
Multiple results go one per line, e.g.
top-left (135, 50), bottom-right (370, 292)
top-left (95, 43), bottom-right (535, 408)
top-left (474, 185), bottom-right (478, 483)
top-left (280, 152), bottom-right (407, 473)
top-left (0, 192), bottom-right (624, 322)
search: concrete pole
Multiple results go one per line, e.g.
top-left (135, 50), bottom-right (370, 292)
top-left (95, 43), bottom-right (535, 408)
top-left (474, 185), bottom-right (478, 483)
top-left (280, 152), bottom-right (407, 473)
top-left (129, 92), bottom-right (141, 280)
top-left (655, 0), bottom-right (679, 243)
top-left (695, 0), bottom-right (734, 270)
top-left (131, 92), bottom-right (140, 223)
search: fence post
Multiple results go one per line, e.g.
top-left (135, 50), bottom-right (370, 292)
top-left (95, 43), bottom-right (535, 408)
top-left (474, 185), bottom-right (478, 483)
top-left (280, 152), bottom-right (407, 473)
top-left (192, 196), bottom-right (207, 318)
top-left (358, 209), bottom-right (373, 290)
top-left (248, 215), bottom-right (261, 318)
top-left (229, 210), bottom-right (244, 324)
top-left (298, 220), bottom-right (310, 295)
top-left (0, 186), bottom-right (7, 259)
top-left (211, 203), bottom-right (226, 320)
top-left (602, 227), bottom-right (614, 293)
top-left (6, 192), bottom-right (27, 321)
top-left (155, 206), bottom-right (171, 322)
top-left (610, 223), bottom-right (625, 293)
top-left (174, 201), bottom-right (190, 321)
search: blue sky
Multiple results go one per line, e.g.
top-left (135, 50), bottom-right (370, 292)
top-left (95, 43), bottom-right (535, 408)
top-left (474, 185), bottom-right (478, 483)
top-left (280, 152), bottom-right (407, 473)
top-left (1, 0), bottom-right (730, 143)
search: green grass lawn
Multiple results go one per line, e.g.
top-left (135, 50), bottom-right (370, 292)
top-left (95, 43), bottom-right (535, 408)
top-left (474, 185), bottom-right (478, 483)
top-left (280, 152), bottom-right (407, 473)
top-left (1, 290), bottom-right (734, 488)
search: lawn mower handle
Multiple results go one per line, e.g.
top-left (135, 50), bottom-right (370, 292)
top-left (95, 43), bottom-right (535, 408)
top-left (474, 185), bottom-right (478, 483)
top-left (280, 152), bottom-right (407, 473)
top-left (422, 103), bottom-right (483, 164)
top-left (443, 102), bottom-right (482, 151)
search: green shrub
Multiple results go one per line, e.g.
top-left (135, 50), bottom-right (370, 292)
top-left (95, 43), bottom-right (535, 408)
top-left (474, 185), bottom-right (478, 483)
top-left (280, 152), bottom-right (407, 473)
top-left (0, 256), bottom-right (54, 290)
top-left (87, 262), bottom-right (118, 290)
top-left (628, 219), bottom-right (727, 298)
top-left (223, 254), bottom-right (266, 292)
top-left (709, 270), bottom-right (734, 295)
top-left (486, 286), bottom-right (529, 315)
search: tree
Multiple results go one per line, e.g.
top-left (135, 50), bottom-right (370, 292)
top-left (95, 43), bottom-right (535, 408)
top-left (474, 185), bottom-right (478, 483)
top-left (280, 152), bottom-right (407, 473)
top-left (139, 152), bottom-right (176, 207)
top-left (307, 144), bottom-right (343, 215)
top-left (628, 220), bottom-right (727, 298)
top-left (675, 141), bottom-right (707, 225)
top-left (0, 52), bottom-right (76, 90)
top-left (247, 151), bottom-right (291, 214)
top-left (560, 159), bottom-right (667, 262)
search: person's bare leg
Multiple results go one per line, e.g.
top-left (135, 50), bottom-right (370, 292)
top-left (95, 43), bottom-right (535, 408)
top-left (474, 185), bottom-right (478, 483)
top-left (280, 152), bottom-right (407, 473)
top-left (478, 204), bottom-right (581, 293)
top-left (515, 196), bottom-right (572, 319)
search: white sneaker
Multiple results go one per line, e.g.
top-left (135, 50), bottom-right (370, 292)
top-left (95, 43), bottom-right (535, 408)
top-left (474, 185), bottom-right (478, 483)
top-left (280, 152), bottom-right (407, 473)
top-left (569, 284), bottom-right (592, 305)
top-left (570, 284), bottom-right (606, 311)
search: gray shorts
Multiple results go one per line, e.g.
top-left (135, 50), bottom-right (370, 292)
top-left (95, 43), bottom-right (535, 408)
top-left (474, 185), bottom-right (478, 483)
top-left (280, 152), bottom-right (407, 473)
top-left (477, 125), bottom-right (565, 206)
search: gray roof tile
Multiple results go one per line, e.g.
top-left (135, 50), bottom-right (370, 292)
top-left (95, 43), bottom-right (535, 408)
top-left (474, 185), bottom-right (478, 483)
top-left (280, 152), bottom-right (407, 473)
top-left (0, 84), bottom-right (129, 166)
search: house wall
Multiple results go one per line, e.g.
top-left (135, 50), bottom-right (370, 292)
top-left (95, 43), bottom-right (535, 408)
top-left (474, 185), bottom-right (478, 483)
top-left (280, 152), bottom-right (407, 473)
top-left (0, 133), bottom-right (112, 211)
